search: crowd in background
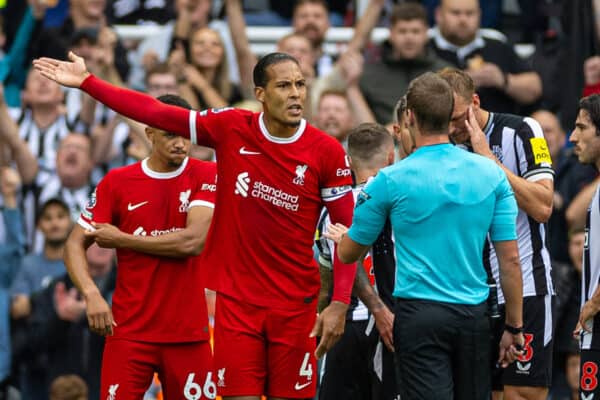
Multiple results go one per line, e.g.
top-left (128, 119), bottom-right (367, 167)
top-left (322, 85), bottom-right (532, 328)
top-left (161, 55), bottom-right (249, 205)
top-left (0, 0), bottom-right (599, 399)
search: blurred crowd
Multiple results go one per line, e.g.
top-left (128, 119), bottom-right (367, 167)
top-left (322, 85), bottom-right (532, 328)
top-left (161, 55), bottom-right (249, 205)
top-left (0, 0), bottom-right (599, 399)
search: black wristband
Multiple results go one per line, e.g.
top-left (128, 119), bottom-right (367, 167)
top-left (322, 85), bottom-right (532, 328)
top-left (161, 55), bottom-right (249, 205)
top-left (504, 324), bottom-right (523, 335)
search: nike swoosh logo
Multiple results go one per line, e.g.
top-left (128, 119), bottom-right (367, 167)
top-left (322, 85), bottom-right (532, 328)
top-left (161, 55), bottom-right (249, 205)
top-left (294, 381), bottom-right (311, 391)
top-left (127, 201), bottom-right (148, 211)
top-left (239, 147), bottom-right (261, 155)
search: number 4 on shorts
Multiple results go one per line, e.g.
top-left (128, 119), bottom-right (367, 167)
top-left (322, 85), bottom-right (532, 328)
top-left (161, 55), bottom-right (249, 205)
top-left (299, 352), bottom-right (313, 379)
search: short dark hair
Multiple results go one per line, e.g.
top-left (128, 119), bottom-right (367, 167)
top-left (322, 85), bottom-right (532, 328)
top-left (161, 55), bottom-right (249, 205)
top-left (293, 0), bottom-right (328, 15)
top-left (390, 2), bottom-right (428, 26)
top-left (437, 67), bottom-right (475, 102)
top-left (144, 63), bottom-right (174, 86)
top-left (37, 198), bottom-right (70, 224)
top-left (348, 123), bottom-right (393, 167)
top-left (157, 94), bottom-right (192, 110)
top-left (578, 94), bottom-right (600, 136)
top-left (406, 72), bottom-right (453, 134)
top-left (253, 52), bottom-right (300, 88)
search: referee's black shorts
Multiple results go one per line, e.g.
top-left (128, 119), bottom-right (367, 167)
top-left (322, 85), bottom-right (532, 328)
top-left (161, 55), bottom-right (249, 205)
top-left (394, 299), bottom-right (491, 400)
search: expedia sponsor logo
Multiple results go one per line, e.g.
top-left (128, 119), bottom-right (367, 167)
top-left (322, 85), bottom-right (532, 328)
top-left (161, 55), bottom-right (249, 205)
top-left (201, 183), bottom-right (216, 192)
top-left (336, 168), bottom-right (351, 177)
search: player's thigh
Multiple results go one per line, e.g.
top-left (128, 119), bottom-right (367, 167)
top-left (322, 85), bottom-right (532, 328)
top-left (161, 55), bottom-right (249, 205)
top-left (158, 341), bottom-right (215, 400)
top-left (100, 339), bottom-right (158, 400)
top-left (265, 306), bottom-right (317, 399)
top-left (580, 349), bottom-right (600, 400)
top-left (503, 295), bottom-right (554, 390)
top-left (213, 293), bottom-right (267, 397)
top-left (394, 300), bottom-right (454, 400)
top-left (503, 385), bottom-right (548, 400)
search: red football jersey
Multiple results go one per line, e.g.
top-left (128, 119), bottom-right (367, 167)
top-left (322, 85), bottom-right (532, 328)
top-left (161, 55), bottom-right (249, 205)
top-left (79, 76), bottom-right (357, 308)
top-left (78, 157), bottom-right (217, 343)
top-left (192, 109), bottom-right (353, 309)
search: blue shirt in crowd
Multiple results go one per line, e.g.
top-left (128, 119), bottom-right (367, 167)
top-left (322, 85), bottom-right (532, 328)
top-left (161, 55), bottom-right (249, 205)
top-left (0, 208), bottom-right (25, 382)
top-left (348, 143), bottom-right (518, 305)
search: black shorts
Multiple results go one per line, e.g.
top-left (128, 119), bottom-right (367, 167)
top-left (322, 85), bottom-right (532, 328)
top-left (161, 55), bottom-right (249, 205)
top-left (580, 349), bottom-right (600, 399)
top-left (491, 294), bottom-right (554, 389)
top-left (371, 339), bottom-right (401, 400)
top-left (319, 319), bottom-right (378, 400)
top-left (394, 299), bottom-right (491, 400)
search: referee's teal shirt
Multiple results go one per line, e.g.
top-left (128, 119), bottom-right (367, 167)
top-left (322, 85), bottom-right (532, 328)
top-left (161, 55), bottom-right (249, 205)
top-left (348, 143), bottom-right (518, 305)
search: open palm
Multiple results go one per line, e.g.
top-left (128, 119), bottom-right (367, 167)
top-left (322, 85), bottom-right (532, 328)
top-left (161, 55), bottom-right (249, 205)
top-left (33, 51), bottom-right (90, 88)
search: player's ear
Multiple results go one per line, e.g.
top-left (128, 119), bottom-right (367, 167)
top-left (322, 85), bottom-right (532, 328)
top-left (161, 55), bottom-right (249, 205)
top-left (254, 86), bottom-right (265, 103)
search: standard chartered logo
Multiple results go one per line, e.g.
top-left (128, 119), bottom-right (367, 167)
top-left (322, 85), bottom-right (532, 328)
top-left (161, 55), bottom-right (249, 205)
top-left (234, 172), bottom-right (250, 197)
top-left (234, 171), bottom-right (300, 211)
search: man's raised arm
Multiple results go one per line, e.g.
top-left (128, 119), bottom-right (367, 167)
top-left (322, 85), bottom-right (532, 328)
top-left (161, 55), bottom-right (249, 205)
top-left (34, 52), bottom-right (192, 140)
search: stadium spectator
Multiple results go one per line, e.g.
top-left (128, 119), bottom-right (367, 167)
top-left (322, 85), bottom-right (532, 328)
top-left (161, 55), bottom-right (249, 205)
top-left (169, 27), bottom-right (242, 109)
top-left (313, 90), bottom-right (355, 147)
top-left (49, 374), bottom-right (88, 400)
top-left (10, 197), bottom-right (71, 400)
top-left (359, 2), bottom-right (449, 124)
top-left (21, 244), bottom-right (115, 398)
top-left (0, 167), bottom-right (25, 400)
top-left (431, 0), bottom-right (542, 115)
top-left (0, 0), bottom-right (47, 108)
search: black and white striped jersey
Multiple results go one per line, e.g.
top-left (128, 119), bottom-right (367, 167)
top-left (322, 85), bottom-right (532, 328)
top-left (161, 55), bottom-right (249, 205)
top-left (480, 112), bottom-right (555, 303)
top-left (581, 185), bottom-right (600, 350)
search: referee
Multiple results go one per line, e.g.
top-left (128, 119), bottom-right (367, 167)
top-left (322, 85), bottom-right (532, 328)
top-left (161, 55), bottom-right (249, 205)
top-left (330, 72), bottom-right (525, 400)
top-left (571, 94), bottom-right (600, 400)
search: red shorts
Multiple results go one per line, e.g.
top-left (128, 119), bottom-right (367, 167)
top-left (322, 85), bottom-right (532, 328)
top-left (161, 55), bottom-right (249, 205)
top-left (213, 293), bottom-right (317, 398)
top-left (100, 338), bottom-right (214, 400)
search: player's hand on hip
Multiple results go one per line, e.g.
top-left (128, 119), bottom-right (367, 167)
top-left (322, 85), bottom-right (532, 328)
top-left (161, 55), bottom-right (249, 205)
top-left (32, 51), bottom-right (91, 88)
top-left (85, 290), bottom-right (117, 336)
top-left (373, 304), bottom-right (395, 352)
top-left (310, 300), bottom-right (348, 359)
top-left (85, 222), bottom-right (124, 248)
top-left (498, 330), bottom-right (524, 368)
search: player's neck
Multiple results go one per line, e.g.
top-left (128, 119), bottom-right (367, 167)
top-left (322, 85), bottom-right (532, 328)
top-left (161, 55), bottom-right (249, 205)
top-left (262, 114), bottom-right (299, 138)
top-left (146, 156), bottom-right (180, 173)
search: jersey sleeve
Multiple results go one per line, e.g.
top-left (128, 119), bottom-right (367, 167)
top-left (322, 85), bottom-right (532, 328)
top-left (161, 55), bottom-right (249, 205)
top-left (80, 75), bottom-right (242, 149)
top-left (348, 172), bottom-right (391, 246)
top-left (319, 139), bottom-right (353, 203)
top-left (188, 161), bottom-right (218, 210)
top-left (489, 170), bottom-right (519, 242)
top-left (515, 117), bottom-right (554, 182)
top-left (77, 172), bottom-right (114, 231)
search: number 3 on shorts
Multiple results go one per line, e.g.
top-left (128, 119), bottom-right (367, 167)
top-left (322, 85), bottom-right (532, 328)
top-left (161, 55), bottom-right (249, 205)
top-left (184, 372), bottom-right (217, 400)
top-left (299, 352), bottom-right (313, 379)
